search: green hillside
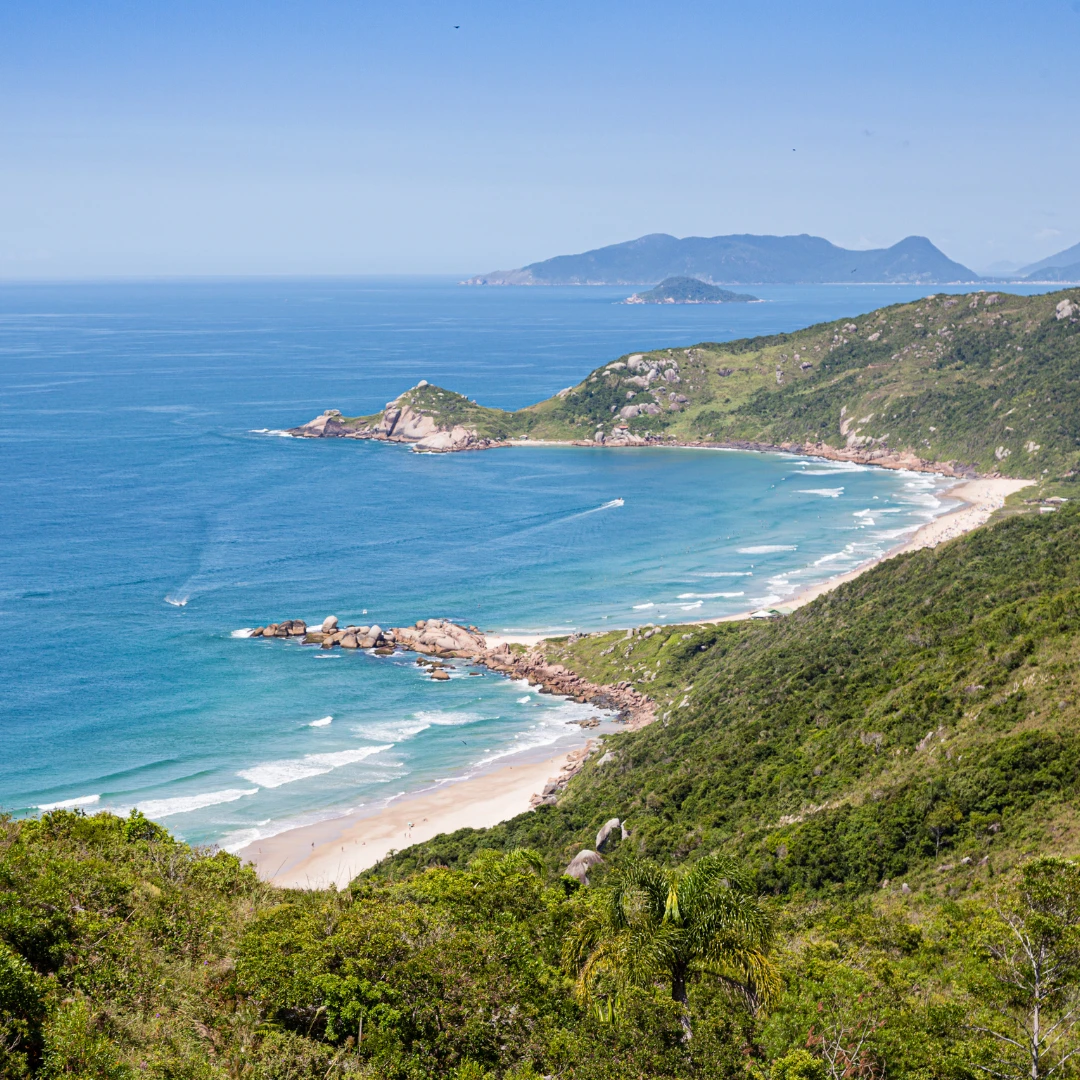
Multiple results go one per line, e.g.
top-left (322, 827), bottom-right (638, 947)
top-left (522, 287), bottom-right (1080, 476)
top-left (372, 500), bottom-right (1080, 890)
top-left (332, 288), bottom-right (1080, 478)
top-left (8, 489), bottom-right (1080, 1079)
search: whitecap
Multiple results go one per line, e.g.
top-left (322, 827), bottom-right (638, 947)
top-left (798, 488), bottom-right (844, 498)
top-left (696, 571), bottom-right (753, 577)
top-left (747, 595), bottom-right (783, 606)
top-left (165, 595), bottom-right (188, 607)
top-left (517, 696), bottom-right (531, 704)
top-left (129, 787), bottom-right (259, 819)
top-left (38, 793), bottom-right (100, 811)
top-left (632, 602), bottom-right (655, 609)
top-left (308, 716), bottom-right (332, 727)
top-left (738, 545), bottom-right (797, 554)
top-left (237, 745), bottom-right (392, 789)
top-left (680, 601), bottom-right (704, 610)
top-left (677, 592), bottom-right (745, 599)
top-left (231, 628), bottom-right (255, 638)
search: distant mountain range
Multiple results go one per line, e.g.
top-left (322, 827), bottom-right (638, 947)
top-left (463, 232), bottom-right (980, 286)
top-left (1020, 240), bottom-right (1080, 281)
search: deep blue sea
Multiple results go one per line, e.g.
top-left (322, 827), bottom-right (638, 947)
top-left (0, 278), bottom-right (1055, 850)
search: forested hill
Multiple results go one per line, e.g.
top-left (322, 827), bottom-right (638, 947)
top-left (463, 232), bottom-right (978, 285)
top-left (372, 499), bottom-right (1080, 894)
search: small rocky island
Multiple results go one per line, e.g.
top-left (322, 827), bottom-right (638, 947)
top-left (625, 276), bottom-right (758, 304)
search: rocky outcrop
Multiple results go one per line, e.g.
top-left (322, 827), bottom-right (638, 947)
top-left (287, 385), bottom-right (501, 453)
top-left (595, 817), bottom-right (629, 851)
top-left (564, 849), bottom-right (604, 886)
top-left (244, 614), bottom-right (658, 807)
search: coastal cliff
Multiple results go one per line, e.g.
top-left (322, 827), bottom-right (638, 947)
top-left (281, 288), bottom-right (1080, 478)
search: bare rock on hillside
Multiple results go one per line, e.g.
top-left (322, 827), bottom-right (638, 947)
top-left (565, 849), bottom-right (604, 886)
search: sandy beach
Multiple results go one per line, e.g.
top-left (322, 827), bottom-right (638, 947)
top-left (241, 748), bottom-right (586, 889)
top-left (777, 475), bottom-right (1034, 612)
top-left (241, 474), bottom-right (1033, 890)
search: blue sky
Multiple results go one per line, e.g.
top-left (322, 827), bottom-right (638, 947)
top-left (1, 0), bottom-right (1078, 277)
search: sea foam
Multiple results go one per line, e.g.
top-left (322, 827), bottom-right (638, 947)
top-left (238, 745), bottom-right (392, 789)
top-left (131, 787), bottom-right (258, 819)
top-left (738, 545), bottom-right (797, 554)
top-left (38, 793), bottom-right (101, 811)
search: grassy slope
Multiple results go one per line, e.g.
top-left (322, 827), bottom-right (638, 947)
top-left (335, 288), bottom-right (1080, 478)
top-left (370, 501), bottom-right (1080, 899)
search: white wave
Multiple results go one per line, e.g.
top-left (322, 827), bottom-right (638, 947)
top-left (238, 745), bottom-right (392, 789)
top-left (418, 710), bottom-right (485, 726)
top-left (250, 428), bottom-right (295, 438)
top-left (38, 793), bottom-right (100, 811)
top-left (799, 460), bottom-right (867, 472)
top-left (677, 592), bottom-right (744, 599)
top-left (748, 594), bottom-right (783, 606)
top-left (517, 695), bottom-right (531, 704)
top-left (165, 595), bottom-right (188, 607)
top-left (131, 787), bottom-right (258, 819)
top-left (680, 601), bottom-right (704, 610)
top-left (738, 545), bottom-right (797, 554)
top-left (813, 551), bottom-right (852, 566)
top-left (633, 602), bottom-right (655, 609)
top-left (697, 571), bottom-right (753, 577)
top-left (358, 717), bottom-right (433, 741)
top-left (308, 716), bottom-right (332, 727)
top-left (798, 488), bottom-right (844, 498)
top-left (231, 628), bottom-right (255, 638)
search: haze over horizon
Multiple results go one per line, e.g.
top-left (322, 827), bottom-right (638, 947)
top-left (2, 0), bottom-right (1079, 279)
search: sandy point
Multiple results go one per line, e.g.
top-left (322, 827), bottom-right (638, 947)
top-left (240, 749), bottom-right (580, 890)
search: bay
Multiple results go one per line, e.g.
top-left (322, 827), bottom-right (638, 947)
top-left (0, 278), bottom-right (1048, 848)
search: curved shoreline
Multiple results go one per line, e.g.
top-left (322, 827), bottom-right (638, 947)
top-left (238, 474), bottom-right (1033, 888)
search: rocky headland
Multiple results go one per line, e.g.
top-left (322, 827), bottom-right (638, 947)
top-left (245, 615), bottom-right (655, 725)
top-left (244, 615), bottom-right (656, 808)
top-left (273, 288), bottom-right (1080, 478)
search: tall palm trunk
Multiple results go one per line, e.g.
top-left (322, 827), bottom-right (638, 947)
top-left (671, 964), bottom-right (692, 1041)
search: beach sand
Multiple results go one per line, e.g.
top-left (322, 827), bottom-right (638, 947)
top-left (242, 475), bottom-right (1033, 890)
top-left (241, 750), bottom-right (582, 889)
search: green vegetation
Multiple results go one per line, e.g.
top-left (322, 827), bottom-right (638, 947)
top-left (373, 502), bottom-right (1080, 893)
top-left (7, 809), bottom-right (1080, 1077)
top-left (628, 277), bottom-right (759, 303)
top-left (334, 288), bottom-right (1080, 478)
top-left (10, 500), bottom-right (1080, 1075)
top-left (11, 290), bottom-right (1080, 1075)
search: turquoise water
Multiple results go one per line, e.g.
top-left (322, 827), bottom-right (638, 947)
top-left (1, 279), bottom-right (1049, 849)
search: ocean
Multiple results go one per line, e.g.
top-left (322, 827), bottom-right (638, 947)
top-left (0, 278), bottom-right (1052, 850)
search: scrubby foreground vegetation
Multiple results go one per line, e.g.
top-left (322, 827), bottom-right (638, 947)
top-left (6, 810), bottom-right (1080, 1080)
top-left (9, 507), bottom-right (1080, 1078)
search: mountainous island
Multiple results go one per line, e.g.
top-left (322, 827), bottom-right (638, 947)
top-left (462, 232), bottom-right (980, 285)
top-left (292, 287), bottom-right (1080, 478)
top-left (1020, 238), bottom-right (1080, 281)
top-left (624, 276), bottom-right (759, 304)
top-left (8, 288), bottom-right (1080, 1079)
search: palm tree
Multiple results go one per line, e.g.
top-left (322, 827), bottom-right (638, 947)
top-left (563, 853), bottom-right (779, 1040)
